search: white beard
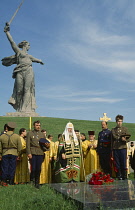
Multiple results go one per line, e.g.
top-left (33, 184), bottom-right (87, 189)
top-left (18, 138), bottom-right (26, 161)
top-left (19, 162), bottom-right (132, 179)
top-left (68, 132), bottom-right (73, 136)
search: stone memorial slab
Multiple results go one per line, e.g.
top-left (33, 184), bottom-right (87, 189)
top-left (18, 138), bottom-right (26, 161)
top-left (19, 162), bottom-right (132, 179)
top-left (50, 180), bottom-right (135, 209)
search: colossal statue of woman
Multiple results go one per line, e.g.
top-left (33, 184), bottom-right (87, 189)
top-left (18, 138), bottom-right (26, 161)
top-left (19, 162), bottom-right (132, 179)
top-left (2, 24), bottom-right (44, 113)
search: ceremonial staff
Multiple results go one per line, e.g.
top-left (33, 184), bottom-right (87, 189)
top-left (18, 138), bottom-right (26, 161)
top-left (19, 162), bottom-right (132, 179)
top-left (78, 135), bottom-right (86, 182)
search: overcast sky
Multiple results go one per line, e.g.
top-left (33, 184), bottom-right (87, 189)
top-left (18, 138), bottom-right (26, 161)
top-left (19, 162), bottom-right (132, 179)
top-left (1, 0), bottom-right (135, 123)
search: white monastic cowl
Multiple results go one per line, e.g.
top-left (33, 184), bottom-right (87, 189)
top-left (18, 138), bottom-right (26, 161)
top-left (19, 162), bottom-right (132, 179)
top-left (63, 122), bottom-right (79, 146)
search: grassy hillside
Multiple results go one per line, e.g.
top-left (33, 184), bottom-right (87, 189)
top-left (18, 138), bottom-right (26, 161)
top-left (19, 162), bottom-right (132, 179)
top-left (0, 184), bottom-right (79, 210)
top-left (0, 116), bottom-right (135, 141)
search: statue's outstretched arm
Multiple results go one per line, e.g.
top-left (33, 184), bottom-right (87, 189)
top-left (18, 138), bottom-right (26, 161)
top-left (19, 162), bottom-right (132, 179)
top-left (29, 55), bottom-right (44, 65)
top-left (4, 24), bottom-right (20, 54)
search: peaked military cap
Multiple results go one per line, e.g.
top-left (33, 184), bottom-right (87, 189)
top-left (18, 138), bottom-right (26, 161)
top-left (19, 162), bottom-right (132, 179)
top-left (7, 122), bottom-right (16, 129)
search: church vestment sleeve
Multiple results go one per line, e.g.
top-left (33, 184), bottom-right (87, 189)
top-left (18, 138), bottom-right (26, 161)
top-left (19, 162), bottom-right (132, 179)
top-left (60, 146), bottom-right (66, 154)
top-left (17, 136), bottom-right (22, 153)
top-left (54, 141), bottom-right (59, 158)
top-left (93, 140), bottom-right (98, 147)
top-left (58, 145), bottom-right (67, 168)
top-left (49, 141), bottom-right (54, 158)
top-left (21, 137), bottom-right (26, 150)
top-left (82, 141), bottom-right (88, 152)
top-left (51, 141), bottom-right (57, 159)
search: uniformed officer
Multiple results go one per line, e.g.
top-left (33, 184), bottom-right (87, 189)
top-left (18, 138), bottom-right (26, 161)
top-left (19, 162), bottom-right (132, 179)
top-left (0, 123), bottom-right (8, 181)
top-left (97, 121), bottom-right (111, 175)
top-left (26, 120), bottom-right (50, 188)
top-left (111, 115), bottom-right (131, 180)
top-left (0, 122), bottom-right (22, 186)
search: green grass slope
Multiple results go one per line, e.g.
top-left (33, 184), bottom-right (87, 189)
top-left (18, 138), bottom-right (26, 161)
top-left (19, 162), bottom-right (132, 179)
top-left (0, 116), bottom-right (135, 141)
top-left (0, 184), bottom-right (79, 210)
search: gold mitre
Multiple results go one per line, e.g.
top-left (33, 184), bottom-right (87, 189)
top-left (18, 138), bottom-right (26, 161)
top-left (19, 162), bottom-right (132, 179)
top-left (67, 122), bottom-right (73, 128)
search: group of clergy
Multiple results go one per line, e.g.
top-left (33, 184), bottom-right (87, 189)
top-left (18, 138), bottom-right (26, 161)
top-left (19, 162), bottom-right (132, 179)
top-left (0, 115), bottom-right (134, 187)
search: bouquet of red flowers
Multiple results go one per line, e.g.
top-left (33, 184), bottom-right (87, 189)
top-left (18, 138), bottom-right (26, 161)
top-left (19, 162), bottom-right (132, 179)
top-left (88, 171), bottom-right (114, 185)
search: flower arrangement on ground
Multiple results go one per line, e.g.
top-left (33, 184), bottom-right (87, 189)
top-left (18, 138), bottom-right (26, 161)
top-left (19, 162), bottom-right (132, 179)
top-left (88, 171), bottom-right (114, 185)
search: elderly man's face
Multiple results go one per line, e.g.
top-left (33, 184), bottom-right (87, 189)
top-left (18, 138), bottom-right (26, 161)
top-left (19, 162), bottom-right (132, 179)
top-left (68, 128), bottom-right (72, 133)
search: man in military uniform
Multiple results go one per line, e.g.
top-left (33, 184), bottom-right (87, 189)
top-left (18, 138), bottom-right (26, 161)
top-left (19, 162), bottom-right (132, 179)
top-left (111, 115), bottom-right (131, 180)
top-left (97, 121), bottom-right (111, 175)
top-left (26, 120), bottom-right (50, 188)
top-left (0, 123), bottom-right (8, 181)
top-left (0, 122), bottom-right (22, 186)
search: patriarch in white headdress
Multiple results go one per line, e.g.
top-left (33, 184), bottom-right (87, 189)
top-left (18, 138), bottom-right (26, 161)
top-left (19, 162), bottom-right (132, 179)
top-left (63, 122), bottom-right (79, 146)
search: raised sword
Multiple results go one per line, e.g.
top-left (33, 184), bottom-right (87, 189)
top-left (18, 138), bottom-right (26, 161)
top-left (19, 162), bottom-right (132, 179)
top-left (7, 0), bottom-right (25, 26)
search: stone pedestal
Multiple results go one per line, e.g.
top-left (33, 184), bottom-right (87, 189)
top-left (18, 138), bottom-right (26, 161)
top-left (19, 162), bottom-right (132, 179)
top-left (50, 180), bottom-right (135, 209)
top-left (5, 112), bottom-right (40, 117)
